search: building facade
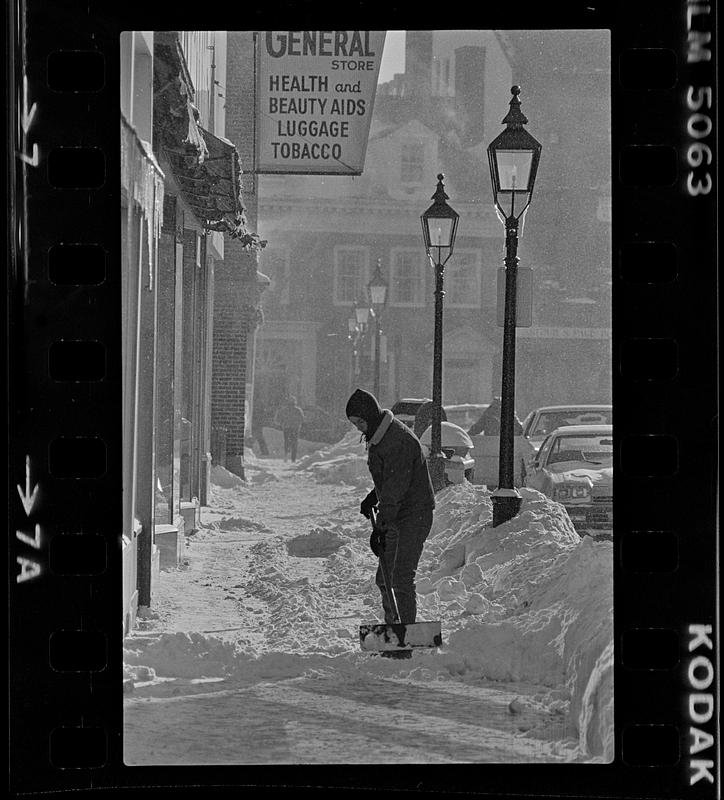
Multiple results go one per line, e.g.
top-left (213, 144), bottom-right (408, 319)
top-left (254, 30), bottom-right (611, 430)
top-left (121, 30), bottom-right (264, 632)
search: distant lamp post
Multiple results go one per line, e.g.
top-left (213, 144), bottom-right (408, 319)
top-left (368, 258), bottom-right (388, 398)
top-left (487, 86), bottom-right (542, 526)
top-left (348, 300), bottom-right (371, 387)
top-left (347, 313), bottom-right (360, 387)
top-left (421, 173), bottom-right (459, 491)
top-left (354, 300), bottom-right (370, 328)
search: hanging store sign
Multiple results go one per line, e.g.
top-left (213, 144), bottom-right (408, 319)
top-left (256, 31), bottom-right (386, 175)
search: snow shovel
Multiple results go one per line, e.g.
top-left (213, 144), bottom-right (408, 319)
top-left (359, 508), bottom-right (442, 656)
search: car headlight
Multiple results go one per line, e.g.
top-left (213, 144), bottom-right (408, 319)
top-left (553, 484), bottom-right (590, 501)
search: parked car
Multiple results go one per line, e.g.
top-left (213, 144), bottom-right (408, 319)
top-left (443, 403), bottom-right (489, 432)
top-left (390, 398), bottom-right (447, 436)
top-left (521, 404), bottom-right (613, 455)
top-left (524, 424), bottom-right (613, 539)
top-left (390, 398), bottom-right (431, 429)
top-left (418, 421), bottom-right (475, 484)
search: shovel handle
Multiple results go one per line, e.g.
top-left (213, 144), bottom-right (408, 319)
top-left (370, 508), bottom-right (401, 624)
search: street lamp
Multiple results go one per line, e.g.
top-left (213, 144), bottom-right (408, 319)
top-left (368, 258), bottom-right (388, 398)
top-left (354, 300), bottom-right (370, 328)
top-left (347, 312), bottom-right (360, 388)
top-left (487, 86), bottom-right (542, 526)
top-left (421, 173), bottom-right (459, 491)
top-left (348, 300), bottom-right (371, 388)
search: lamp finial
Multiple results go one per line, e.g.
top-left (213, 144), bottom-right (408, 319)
top-left (502, 85), bottom-right (528, 128)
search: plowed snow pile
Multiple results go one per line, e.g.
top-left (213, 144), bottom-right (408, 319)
top-left (125, 446), bottom-right (613, 762)
top-left (293, 430), bottom-right (368, 487)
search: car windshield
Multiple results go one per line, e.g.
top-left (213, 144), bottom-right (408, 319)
top-left (530, 409), bottom-right (612, 437)
top-left (545, 434), bottom-right (613, 465)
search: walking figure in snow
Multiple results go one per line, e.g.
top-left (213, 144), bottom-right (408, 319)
top-left (275, 395), bottom-right (305, 462)
top-left (468, 396), bottom-right (523, 436)
top-left (346, 388), bottom-right (435, 624)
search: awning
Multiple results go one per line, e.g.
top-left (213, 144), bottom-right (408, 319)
top-left (153, 31), bottom-right (265, 250)
top-left (153, 31), bottom-right (208, 162)
top-left (168, 126), bottom-right (253, 243)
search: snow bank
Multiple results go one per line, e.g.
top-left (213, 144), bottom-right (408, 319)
top-left (124, 631), bottom-right (342, 684)
top-left (307, 453), bottom-right (370, 488)
top-left (411, 485), bottom-right (613, 760)
top-left (128, 471), bottom-right (613, 760)
top-left (286, 527), bottom-right (350, 557)
top-left (293, 430), bottom-right (369, 487)
top-left (290, 431), bottom-right (371, 488)
top-left (210, 464), bottom-right (246, 489)
top-left (294, 429), bottom-right (363, 468)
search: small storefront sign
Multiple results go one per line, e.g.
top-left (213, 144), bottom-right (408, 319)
top-left (517, 326), bottom-right (612, 340)
top-left (256, 31), bottom-right (386, 175)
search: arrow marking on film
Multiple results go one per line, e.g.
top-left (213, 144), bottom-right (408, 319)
top-left (18, 144), bottom-right (39, 166)
top-left (22, 74), bottom-right (37, 133)
top-left (17, 75), bottom-right (39, 166)
top-left (17, 455), bottom-right (39, 517)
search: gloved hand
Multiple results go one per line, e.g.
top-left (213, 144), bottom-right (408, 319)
top-left (360, 493), bottom-right (377, 519)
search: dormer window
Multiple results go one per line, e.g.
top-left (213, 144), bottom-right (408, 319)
top-left (401, 142), bottom-right (424, 184)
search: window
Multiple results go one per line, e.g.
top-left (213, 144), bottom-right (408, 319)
top-left (400, 142), bottom-right (424, 184)
top-left (260, 247), bottom-right (290, 306)
top-left (333, 247), bottom-right (369, 305)
top-left (446, 250), bottom-right (481, 308)
top-left (546, 434), bottom-right (614, 466)
top-left (390, 249), bottom-right (426, 307)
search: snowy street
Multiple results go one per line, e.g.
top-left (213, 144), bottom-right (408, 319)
top-left (124, 434), bottom-right (613, 765)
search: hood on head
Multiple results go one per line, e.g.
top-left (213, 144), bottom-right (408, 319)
top-left (345, 388), bottom-right (383, 427)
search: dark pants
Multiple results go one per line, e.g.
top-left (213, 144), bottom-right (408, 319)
top-left (375, 506), bottom-right (433, 624)
top-left (283, 428), bottom-right (299, 461)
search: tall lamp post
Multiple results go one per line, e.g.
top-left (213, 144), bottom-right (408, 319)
top-left (487, 86), bottom-right (542, 526)
top-left (368, 258), bottom-right (388, 399)
top-left (421, 173), bottom-right (459, 492)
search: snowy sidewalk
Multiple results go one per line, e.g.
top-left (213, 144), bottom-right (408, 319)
top-left (124, 451), bottom-right (612, 764)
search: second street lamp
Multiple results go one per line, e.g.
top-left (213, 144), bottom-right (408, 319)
top-left (348, 300), bottom-right (370, 387)
top-left (487, 86), bottom-right (542, 526)
top-left (421, 173), bottom-right (459, 492)
top-left (368, 258), bottom-right (388, 399)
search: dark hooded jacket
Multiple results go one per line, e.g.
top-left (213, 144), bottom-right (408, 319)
top-left (346, 388), bottom-right (435, 526)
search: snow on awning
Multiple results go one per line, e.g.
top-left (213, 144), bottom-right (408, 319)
top-left (166, 125), bottom-right (265, 249)
top-left (153, 32), bottom-right (208, 163)
top-left (152, 31), bottom-right (264, 251)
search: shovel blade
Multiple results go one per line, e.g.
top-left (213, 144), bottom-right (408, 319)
top-left (359, 621), bottom-right (442, 651)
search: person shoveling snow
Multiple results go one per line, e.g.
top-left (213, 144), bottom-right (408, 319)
top-left (345, 388), bottom-right (441, 655)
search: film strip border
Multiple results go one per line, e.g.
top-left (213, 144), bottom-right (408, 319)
top-left (6, 1), bottom-right (718, 796)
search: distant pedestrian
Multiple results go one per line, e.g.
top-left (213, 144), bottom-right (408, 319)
top-left (251, 403), bottom-right (270, 457)
top-left (275, 396), bottom-right (305, 462)
top-left (468, 397), bottom-right (523, 436)
top-left (346, 388), bottom-right (435, 624)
